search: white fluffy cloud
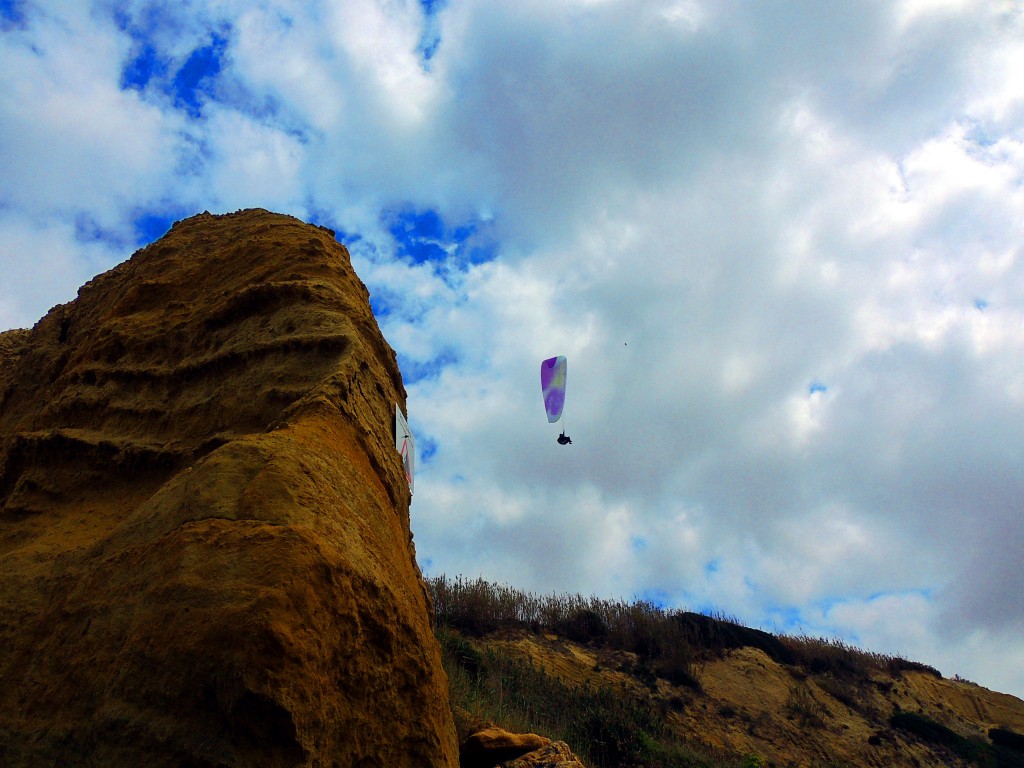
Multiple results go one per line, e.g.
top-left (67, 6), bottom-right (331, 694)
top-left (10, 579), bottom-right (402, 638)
top-left (2, 0), bottom-right (1023, 700)
top-left (0, 3), bottom-right (179, 227)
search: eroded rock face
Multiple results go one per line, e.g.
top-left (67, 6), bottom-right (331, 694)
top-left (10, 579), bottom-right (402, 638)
top-left (498, 742), bottom-right (587, 768)
top-left (459, 728), bottom-right (587, 768)
top-left (0, 209), bottom-right (457, 767)
top-left (460, 727), bottom-right (551, 768)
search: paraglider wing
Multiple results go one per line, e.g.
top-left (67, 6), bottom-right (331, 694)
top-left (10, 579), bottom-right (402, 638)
top-left (540, 356), bottom-right (567, 423)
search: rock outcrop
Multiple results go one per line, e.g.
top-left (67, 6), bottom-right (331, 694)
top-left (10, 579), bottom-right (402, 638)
top-left (460, 727), bottom-right (551, 768)
top-left (0, 209), bottom-right (458, 767)
top-left (497, 741), bottom-right (586, 768)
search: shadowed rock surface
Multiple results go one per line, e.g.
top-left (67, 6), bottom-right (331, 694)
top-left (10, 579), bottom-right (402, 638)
top-left (460, 727), bottom-right (551, 768)
top-left (0, 209), bottom-right (458, 767)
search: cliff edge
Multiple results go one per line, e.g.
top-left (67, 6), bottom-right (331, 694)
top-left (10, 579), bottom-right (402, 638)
top-left (0, 209), bottom-right (457, 767)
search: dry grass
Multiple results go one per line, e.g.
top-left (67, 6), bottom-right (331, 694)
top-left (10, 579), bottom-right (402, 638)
top-left (428, 575), bottom-right (940, 690)
top-left (784, 683), bottom-right (830, 728)
top-left (429, 575), bottom-right (703, 689)
top-left (779, 635), bottom-right (941, 681)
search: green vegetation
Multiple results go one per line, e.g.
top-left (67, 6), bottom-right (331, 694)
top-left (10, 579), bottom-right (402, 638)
top-left (784, 683), bottom-right (829, 728)
top-left (429, 574), bottom-right (701, 689)
top-left (812, 672), bottom-right (864, 711)
top-left (990, 728), bottom-right (1024, 754)
top-left (437, 625), bottom-right (729, 768)
top-left (779, 635), bottom-right (941, 680)
top-left (890, 712), bottom-right (1024, 768)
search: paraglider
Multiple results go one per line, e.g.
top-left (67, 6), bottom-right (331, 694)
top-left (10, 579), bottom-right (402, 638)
top-left (540, 355), bottom-right (571, 445)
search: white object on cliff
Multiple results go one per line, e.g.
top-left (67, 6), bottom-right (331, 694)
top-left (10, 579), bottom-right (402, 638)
top-left (395, 405), bottom-right (414, 494)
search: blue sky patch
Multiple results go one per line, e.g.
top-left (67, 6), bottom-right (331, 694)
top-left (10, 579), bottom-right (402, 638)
top-left (418, 435), bottom-right (438, 462)
top-left (465, 239), bottom-right (498, 266)
top-left (637, 588), bottom-right (671, 610)
top-left (133, 210), bottom-right (183, 245)
top-left (333, 227), bottom-right (361, 246)
top-left (121, 41), bottom-right (167, 90)
top-left (173, 33), bottom-right (228, 117)
top-left (764, 604), bottom-right (805, 634)
top-left (417, 0), bottom-right (445, 64)
top-left (305, 206), bottom-right (352, 243)
top-left (388, 207), bottom-right (448, 265)
top-left (368, 293), bottom-right (392, 319)
top-left (405, 237), bottom-right (447, 265)
top-left (117, 8), bottom-right (230, 119)
top-left (385, 205), bottom-right (498, 281)
top-left (73, 213), bottom-right (128, 250)
top-left (116, 5), bottom-right (178, 87)
top-left (964, 120), bottom-right (999, 149)
top-left (398, 348), bottom-right (459, 384)
top-left (630, 535), bottom-right (648, 551)
top-left (809, 380), bottom-right (827, 395)
top-left (365, 278), bottom-right (402, 319)
top-left (419, 33), bottom-right (441, 63)
top-left (0, 0), bottom-right (26, 29)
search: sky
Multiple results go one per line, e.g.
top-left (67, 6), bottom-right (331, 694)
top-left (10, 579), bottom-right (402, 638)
top-left (2, 0), bottom-right (1023, 700)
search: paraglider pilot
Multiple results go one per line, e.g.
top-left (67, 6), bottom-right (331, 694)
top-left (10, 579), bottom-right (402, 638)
top-left (541, 356), bottom-right (571, 445)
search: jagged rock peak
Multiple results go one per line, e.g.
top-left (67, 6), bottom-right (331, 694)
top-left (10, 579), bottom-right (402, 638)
top-left (0, 208), bottom-right (457, 767)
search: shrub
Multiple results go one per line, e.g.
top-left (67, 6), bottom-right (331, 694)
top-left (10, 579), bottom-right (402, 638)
top-left (430, 574), bottom-right (542, 636)
top-left (785, 683), bottom-right (829, 728)
top-left (555, 607), bottom-right (609, 644)
top-left (654, 637), bottom-right (701, 690)
top-left (890, 711), bottom-right (961, 745)
top-left (435, 628), bottom-right (722, 768)
top-left (675, 612), bottom-right (795, 665)
top-left (890, 712), bottom-right (992, 765)
top-left (885, 657), bottom-right (942, 678)
top-left (815, 673), bottom-right (863, 710)
top-left (440, 626), bottom-right (484, 682)
top-left (428, 575), bottom-right (701, 691)
top-left (991, 728), bottom-right (1024, 754)
top-left (780, 634), bottom-right (940, 683)
top-left (780, 635), bottom-right (884, 678)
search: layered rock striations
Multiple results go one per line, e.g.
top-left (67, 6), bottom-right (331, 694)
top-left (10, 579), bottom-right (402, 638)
top-left (0, 209), bottom-right (457, 767)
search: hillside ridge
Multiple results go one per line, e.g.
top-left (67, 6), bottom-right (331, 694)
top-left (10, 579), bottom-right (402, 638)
top-left (430, 574), bottom-right (1024, 768)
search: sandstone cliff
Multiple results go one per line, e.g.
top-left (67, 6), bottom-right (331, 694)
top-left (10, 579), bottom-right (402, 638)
top-left (0, 209), bottom-right (458, 767)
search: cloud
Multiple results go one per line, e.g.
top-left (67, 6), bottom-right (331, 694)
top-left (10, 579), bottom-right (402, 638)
top-left (1, 0), bottom-right (1023, 701)
top-left (0, 3), bottom-right (180, 224)
top-left (0, 209), bottom-right (123, 328)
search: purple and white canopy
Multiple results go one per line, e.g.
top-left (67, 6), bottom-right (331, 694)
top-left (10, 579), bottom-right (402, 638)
top-left (540, 356), bottom-right (567, 423)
